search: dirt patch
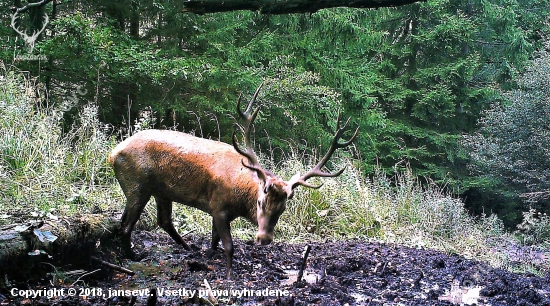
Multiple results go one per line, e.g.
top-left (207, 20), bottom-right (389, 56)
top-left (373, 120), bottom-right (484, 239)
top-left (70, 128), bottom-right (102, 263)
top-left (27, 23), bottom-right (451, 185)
top-left (2, 231), bottom-right (550, 305)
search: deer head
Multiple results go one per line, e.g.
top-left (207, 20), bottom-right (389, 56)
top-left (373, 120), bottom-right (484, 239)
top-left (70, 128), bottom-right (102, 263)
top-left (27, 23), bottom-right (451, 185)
top-left (232, 84), bottom-right (359, 245)
top-left (11, 10), bottom-right (49, 53)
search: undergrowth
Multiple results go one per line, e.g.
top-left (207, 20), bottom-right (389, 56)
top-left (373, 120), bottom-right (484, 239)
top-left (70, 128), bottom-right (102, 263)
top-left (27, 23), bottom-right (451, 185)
top-left (1, 66), bottom-right (548, 275)
top-left (0, 64), bottom-right (121, 222)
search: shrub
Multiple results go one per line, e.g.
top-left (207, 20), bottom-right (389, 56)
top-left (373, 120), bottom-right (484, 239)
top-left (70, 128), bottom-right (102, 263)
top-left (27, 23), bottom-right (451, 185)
top-left (462, 41), bottom-right (550, 204)
top-left (516, 208), bottom-right (550, 245)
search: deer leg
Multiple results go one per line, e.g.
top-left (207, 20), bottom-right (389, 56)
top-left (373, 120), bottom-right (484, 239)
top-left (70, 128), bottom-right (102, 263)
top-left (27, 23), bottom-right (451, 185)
top-left (212, 214), bottom-right (234, 279)
top-left (206, 219), bottom-right (221, 258)
top-left (119, 186), bottom-right (151, 257)
top-left (211, 219), bottom-right (221, 250)
top-left (155, 196), bottom-right (191, 251)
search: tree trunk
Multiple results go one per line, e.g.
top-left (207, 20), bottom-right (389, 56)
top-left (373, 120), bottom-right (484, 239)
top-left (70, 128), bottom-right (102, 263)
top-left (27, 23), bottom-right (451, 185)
top-left (0, 214), bottom-right (121, 282)
top-left (44, 0), bottom-right (57, 98)
top-left (182, 0), bottom-right (425, 15)
top-left (130, 0), bottom-right (139, 38)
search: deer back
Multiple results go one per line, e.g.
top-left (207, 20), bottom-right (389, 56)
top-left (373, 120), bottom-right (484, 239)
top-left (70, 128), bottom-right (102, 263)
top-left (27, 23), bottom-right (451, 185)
top-left (109, 130), bottom-right (260, 221)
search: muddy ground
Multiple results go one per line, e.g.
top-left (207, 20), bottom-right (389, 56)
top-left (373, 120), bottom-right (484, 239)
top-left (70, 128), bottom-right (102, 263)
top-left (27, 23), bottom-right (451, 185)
top-left (2, 230), bottom-right (550, 305)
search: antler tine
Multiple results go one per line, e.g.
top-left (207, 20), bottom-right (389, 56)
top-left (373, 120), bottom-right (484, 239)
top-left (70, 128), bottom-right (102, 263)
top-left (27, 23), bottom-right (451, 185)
top-left (235, 83), bottom-right (263, 165)
top-left (247, 82), bottom-right (263, 117)
top-left (237, 83), bottom-right (263, 122)
top-left (232, 131), bottom-right (267, 182)
top-left (289, 111), bottom-right (359, 190)
top-left (236, 93), bottom-right (246, 121)
top-left (232, 129), bottom-right (258, 166)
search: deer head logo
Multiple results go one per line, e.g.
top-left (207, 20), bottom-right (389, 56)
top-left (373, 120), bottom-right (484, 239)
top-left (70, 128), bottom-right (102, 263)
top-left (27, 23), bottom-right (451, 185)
top-left (10, 10), bottom-right (49, 53)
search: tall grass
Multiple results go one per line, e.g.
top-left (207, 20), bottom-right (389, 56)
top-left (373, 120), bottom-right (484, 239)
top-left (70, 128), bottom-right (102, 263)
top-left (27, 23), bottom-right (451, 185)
top-left (0, 65), bottom-right (122, 222)
top-left (274, 159), bottom-right (510, 264)
top-left (1, 67), bottom-right (547, 273)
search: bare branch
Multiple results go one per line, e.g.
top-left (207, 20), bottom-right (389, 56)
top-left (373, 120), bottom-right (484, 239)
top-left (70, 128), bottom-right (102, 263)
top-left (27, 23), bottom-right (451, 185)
top-left (11, 0), bottom-right (54, 14)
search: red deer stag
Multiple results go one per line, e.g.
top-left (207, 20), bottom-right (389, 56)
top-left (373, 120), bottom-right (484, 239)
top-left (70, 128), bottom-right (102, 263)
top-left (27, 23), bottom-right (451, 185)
top-left (108, 84), bottom-right (358, 278)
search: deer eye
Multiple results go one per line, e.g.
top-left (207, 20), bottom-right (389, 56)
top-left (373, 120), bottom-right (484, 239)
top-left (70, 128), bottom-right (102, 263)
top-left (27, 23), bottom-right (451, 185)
top-left (264, 184), bottom-right (271, 194)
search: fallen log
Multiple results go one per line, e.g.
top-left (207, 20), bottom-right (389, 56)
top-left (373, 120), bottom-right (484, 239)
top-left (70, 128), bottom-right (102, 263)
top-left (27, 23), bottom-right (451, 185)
top-left (0, 214), bottom-right (121, 284)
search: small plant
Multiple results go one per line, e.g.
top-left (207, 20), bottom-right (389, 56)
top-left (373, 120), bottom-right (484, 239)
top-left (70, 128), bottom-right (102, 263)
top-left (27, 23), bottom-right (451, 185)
top-left (516, 208), bottom-right (550, 245)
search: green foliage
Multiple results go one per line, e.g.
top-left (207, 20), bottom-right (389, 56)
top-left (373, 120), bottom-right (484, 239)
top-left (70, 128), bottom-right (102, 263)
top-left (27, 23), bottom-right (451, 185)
top-left (227, 0), bottom-right (545, 188)
top-left (169, 147), bottom-right (530, 269)
top-left (463, 43), bottom-right (550, 205)
top-left (2, 0), bottom-right (549, 223)
top-left (1, 69), bottom-right (549, 274)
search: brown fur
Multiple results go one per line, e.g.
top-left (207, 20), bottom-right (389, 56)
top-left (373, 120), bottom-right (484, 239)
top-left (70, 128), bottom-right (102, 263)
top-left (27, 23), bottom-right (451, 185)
top-left (109, 130), bottom-right (283, 278)
top-left (110, 130), bottom-right (259, 221)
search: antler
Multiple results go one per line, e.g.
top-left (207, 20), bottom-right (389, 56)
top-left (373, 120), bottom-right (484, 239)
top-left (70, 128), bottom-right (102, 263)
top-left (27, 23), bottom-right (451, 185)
top-left (10, 11), bottom-right (49, 52)
top-left (32, 13), bottom-right (49, 41)
top-left (10, 12), bottom-right (26, 37)
top-left (232, 83), bottom-right (268, 183)
top-left (288, 110), bottom-right (359, 189)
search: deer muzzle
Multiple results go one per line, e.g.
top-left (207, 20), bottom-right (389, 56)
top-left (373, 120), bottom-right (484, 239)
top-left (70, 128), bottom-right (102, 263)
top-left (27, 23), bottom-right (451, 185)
top-left (255, 231), bottom-right (274, 245)
top-left (256, 206), bottom-right (276, 245)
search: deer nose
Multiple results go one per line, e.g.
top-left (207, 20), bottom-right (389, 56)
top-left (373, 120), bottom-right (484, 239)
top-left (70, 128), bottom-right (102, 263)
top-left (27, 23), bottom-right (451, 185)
top-left (255, 233), bottom-right (273, 245)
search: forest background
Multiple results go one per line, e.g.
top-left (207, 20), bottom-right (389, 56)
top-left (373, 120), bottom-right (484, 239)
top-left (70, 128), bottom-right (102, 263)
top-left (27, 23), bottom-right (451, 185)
top-left (1, 0), bottom-right (550, 231)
